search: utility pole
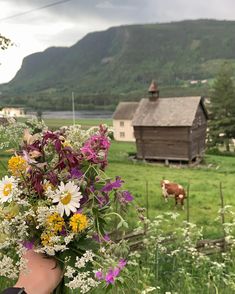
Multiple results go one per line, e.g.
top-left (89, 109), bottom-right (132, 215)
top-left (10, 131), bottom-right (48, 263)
top-left (72, 91), bottom-right (75, 125)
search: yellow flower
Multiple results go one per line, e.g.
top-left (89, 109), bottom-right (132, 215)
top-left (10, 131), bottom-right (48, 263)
top-left (62, 140), bottom-right (71, 148)
top-left (41, 232), bottom-right (54, 246)
top-left (69, 213), bottom-right (88, 233)
top-left (8, 156), bottom-right (28, 177)
top-left (46, 212), bottom-right (65, 233)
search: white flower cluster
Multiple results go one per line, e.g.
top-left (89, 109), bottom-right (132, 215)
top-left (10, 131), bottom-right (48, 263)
top-left (65, 250), bottom-right (99, 293)
top-left (66, 271), bottom-right (99, 293)
top-left (62, 124), bottom-right (112, 151)
top-left (36, 206), bottom-right (58, 229)
top-left (141, 286), bottom-right (157, 293)
top-left (62, 125), bottom-right (93, 150)
top-left (0, 118), bottom-right (47, 151)
top-left (0, 255), bottom-right (18, 279)
top-left (74, 250), bottom-right (94, 268)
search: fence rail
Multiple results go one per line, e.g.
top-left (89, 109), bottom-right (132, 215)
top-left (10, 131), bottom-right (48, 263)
top-left (119, 230), bottom-right (230, 255)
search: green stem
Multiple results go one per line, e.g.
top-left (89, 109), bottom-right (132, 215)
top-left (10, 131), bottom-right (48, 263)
top-left (0, 158), bottom-right (7, 171)
top-left (20, 172), bottom-right (32, 197)
top-left (105, 212), bottom-right (125, 223)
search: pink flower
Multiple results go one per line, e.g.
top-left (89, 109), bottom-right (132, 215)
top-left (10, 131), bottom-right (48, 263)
top-left (105, 267), bottom-right (120, 284)
top-left (118, 259), bottom-right (127, 269)
top-left (95, 271), bottom-right (104, 280)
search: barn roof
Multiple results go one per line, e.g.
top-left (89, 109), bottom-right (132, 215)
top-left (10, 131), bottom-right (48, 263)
top-left (132, 96), bottom-right (207, 127)
top-left (112, 102), bottom-right (139, 120)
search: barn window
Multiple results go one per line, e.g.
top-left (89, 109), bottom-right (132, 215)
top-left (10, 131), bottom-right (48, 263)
top-left (120, 121), bottom-right (124, 127)
top-left (120, 132), bottom-right (125, 138)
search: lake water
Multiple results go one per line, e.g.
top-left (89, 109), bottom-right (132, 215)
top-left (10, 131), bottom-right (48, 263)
top-left (27, 110), bottom-right (113, 119)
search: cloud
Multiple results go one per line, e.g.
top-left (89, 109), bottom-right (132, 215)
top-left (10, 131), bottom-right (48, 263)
top-left (1, 0), bottom-right (235, 83)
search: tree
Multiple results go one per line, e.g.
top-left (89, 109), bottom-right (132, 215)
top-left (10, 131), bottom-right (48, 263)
top-left (209, 63), bottom-right (235, 151)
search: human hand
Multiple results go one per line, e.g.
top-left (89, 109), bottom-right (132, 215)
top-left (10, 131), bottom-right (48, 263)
top-left (14, 250), bottom-right (63, 294)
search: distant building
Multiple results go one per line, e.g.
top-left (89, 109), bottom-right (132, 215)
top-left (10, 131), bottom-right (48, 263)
top-left (112, 102), bottom-right (139, 142)
top-left (0, 107), bottom-right (25, 117)
top-left (132, 81), bottom-right (208, 163)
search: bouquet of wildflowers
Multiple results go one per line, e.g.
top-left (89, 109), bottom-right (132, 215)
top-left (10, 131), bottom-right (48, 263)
top-left (0, 119), bottom-right (133, 293)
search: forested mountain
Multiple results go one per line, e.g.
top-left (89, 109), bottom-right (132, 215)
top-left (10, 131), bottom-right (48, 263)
top-left (2, 19), bottom-right (235, 110)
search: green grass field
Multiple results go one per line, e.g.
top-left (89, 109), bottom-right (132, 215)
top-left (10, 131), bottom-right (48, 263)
top-left (107, 141), bottom-right (235, 238)
top-left (17, 117), bottom-right (112, 130)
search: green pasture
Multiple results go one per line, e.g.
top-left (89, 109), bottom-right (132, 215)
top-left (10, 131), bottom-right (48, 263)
top-left (43, 118), bottom-right (112, 130)
top-left (106, 141), bottom-right (235, 238)
top-left (17, 117), bottom-right (112, 130)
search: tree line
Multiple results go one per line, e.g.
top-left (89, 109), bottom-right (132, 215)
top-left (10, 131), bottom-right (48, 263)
top-left (209, 62), bottom-right (235, 152)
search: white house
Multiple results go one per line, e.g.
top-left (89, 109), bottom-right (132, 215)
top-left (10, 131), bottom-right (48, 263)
top-left (0, 107), bottom-right (25, 117)
top-left (112, 102), bottom-right (139, 142)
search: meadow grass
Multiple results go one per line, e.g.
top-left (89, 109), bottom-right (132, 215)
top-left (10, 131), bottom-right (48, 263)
top-left (107, 141), bottom-right (235, 238)
top-left (17, 117), bottom-right (112, 130)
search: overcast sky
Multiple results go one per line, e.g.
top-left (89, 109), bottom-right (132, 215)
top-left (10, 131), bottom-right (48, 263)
top-left (1, 0), bottom-right (235, 83)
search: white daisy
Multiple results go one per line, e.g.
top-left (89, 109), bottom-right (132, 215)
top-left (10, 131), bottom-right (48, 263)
top-left (0, 176), bottom-right (17, 203)
top-left (52, 181), bottom-right (82, 216)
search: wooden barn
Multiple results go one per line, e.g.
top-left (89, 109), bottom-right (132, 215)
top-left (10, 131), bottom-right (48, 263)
top-left (132, 82), bottom-right (208, 163)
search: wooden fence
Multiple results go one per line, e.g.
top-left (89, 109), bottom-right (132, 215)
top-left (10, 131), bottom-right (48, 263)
top-left (116, 181), bottom-right (232, 255)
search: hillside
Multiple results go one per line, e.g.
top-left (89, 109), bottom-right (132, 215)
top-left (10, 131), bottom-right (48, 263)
top-left (2, 19), bottom-right (235, 110)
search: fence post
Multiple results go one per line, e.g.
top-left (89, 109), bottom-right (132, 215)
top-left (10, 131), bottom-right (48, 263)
top-left (146, 180), bottom-right (149, 219)
top-left (219, 182), bottom-right (226, 250)
top-left (187, 180), bottom-right (190, 223)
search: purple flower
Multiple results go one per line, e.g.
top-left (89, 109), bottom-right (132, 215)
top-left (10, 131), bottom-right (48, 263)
top-left (22, 241), bottom-right (34, 250)
top-left (122, 191), bottom-right (134, 203)
top-left (116, 190), bottom-right (134, 206)
top-left (101, 176), bottom-right (124, 193)
top-left (70, 168), bottom-right (83, 179)
top-left (92, 233), bottom-right (110, 243)
top-left (46, 171), bottom-right (58, 186)
top-left (75, 208), bottom-right (83, 214)
top-left (97, 193), bottom-right (110, 208)
top-left (29, 170), bottom-right (44, 196)
top-left (59, 227), bottom-right (67, 236)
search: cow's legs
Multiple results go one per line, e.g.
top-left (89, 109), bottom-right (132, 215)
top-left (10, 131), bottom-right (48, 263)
top-left (180, 198), bottom-right (184, 210)
top-left (174, 197), bottom-right (178, 209)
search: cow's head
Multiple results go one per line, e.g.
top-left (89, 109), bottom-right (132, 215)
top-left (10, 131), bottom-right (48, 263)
top-left (160, 179), bottom-right (169, 187)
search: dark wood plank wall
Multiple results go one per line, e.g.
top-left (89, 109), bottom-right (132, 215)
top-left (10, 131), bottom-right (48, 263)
top-left (134, 126), bottom-right (190, 160)
top-left (134, 104), bottom-right (207, 162)
top-left (190, 105), bottom-right (208, 159)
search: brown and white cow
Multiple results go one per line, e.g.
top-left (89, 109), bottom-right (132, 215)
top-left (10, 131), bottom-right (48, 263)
top-left (160, 180), bottom-right (186, 209)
